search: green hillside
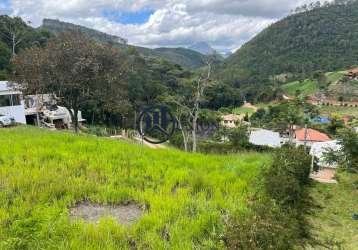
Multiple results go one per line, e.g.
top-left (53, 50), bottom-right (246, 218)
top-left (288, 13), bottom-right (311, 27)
top-left (0, 127), bottom-right (270, 249)
top-left (281, 79), bottom-right (318, 97)
top-left (281, 70), bottom-right (358, 101)
top-left (225, 1), bottom-right (358, 82)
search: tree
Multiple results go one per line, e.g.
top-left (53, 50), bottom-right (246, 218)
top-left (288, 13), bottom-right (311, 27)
top-left (12, 31), bottom-right (131, 132)
top-left (325, 129), bottom-right (358, 172)
top-left (167, 59), bottom-right (213, 152)
top-left (0, 16), bottom-right (30, 55)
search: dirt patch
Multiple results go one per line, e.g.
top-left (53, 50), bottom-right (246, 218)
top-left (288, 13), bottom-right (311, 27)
top-left (69, 202), bottom-right (143, 225)
top-left (310, 168), bottom-right (338, 184)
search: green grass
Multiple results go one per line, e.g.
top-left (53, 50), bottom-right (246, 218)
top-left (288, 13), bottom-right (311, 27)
top-left (281, 79), bottom-right (318, 96)
top-left (0, 127), bottom-right (271, 250)
top-left (326, 71), bottom-right (346, 83)
top-left (308, 172), bottom-right (358, 250)
top-left (319, 105), bottom-right (358, 116)
top-left (232, 107), bottom-right (255, 115)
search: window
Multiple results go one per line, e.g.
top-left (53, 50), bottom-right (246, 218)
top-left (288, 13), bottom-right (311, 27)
top-left (0, 94), bottom-right (21, 107)
top-left (11, 94), bottom-right (21, 106)
top-left (0, 95), bottom-right (11, 107)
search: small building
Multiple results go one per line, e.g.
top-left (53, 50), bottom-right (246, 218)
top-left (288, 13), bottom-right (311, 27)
top-left (249, 129), bottom-right (282, 148)
top-left (0, 81), bottom-right (26, 124)
top-left (346, 67), bottom-right (358, 80)
top-left (294, 128), bottom-right (330, 146)
top-left (221, 114), bottom-right (242, 128)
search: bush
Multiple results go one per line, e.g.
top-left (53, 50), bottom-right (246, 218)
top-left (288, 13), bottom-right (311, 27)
top-left (224, 146), bottom-right (313, 249)
top-left (264, 146), bottom-right (311, 209)
top-left (225, 198), bottom-right (304, 250)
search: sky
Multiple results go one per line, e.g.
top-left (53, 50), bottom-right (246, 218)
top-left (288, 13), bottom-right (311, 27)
top-left (0, 0), bottom-right (320, 53)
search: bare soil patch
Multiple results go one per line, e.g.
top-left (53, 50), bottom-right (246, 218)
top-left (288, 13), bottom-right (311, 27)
top-left (69, 202), bottom-right (143, 225)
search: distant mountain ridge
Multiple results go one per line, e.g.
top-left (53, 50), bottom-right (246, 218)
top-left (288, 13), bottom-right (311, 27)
top-left (40, 19), bottom-right (219, 69)
top-left (41, 19), bottom-right (127, 45)
top-left (189, 42), bottom-right (216, 55)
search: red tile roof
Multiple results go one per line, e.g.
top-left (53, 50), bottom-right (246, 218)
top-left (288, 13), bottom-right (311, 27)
top-left (295, 128), bottom-right (330, 142)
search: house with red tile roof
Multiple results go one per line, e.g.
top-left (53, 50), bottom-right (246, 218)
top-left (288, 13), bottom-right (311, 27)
top-left (294, 128), bottom-right (331, 146)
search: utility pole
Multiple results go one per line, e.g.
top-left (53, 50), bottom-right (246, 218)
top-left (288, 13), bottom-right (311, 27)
top-left (304, 123), bottom-right (308, 152)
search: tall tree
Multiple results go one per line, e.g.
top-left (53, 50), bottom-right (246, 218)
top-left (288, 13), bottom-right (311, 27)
top-left (12, 31), bottom-right (131, 132)
top-left (167, 60), bottom-right (213, 152)
top-left (0, 16), bottom-right (30, 55)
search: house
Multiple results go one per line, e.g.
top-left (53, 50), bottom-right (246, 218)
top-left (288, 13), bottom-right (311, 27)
top-left (249, 129), bottom-right (282, 148)
top-left (221, 114), bottom-right (243, 128)
top-left (0, 81), bottom-right (26, 124)
top-left (346, 67), bottom-right (358, 80)
top-left (310, 141), bottom-right (342, 169)
top-left (294, 128), bottom-right (330, 146)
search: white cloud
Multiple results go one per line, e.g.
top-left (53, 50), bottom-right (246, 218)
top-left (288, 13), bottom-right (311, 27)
top-left (5, 0), bottom-right (322, 52)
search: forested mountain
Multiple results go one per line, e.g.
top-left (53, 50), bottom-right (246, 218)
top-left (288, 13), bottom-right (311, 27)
top-left (40, 19), bottom-right (219, 69)
top-left (41, 19), bottom-right (127, 44)
top-left (224, 0), bottom-right (358, 83)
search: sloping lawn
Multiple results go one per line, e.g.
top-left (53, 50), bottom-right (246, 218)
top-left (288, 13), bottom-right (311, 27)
top-left (0, 127), bottom-right (271, 250)
top-left (281, 79), bottom-right (318, 96)
top-left (308, 172), bottom-right (358, 250)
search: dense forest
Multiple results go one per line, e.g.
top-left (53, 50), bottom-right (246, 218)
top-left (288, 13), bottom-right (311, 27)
top-left (220, 0), bottom-right (358, 101)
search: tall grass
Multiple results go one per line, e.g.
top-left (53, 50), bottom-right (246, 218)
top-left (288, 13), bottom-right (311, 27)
top-left (0, 127), bottom-right (271, 249)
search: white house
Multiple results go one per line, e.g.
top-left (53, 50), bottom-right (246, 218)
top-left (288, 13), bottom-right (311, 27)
top-left (0, 81), bottom-right (26, 124)
top-left (249, 129), bottom-right (282, 148)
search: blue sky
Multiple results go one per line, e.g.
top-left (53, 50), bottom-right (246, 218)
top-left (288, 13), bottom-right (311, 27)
top-left (101, 9), bottom-right (154, 25)
top-left (1, 0), bottom-right (317, 52)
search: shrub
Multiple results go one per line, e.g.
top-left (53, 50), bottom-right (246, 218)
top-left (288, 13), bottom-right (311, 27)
top-left (264, 146), bottom-right (311, 209)
top-left (224, 146), bottom-right (313, 249)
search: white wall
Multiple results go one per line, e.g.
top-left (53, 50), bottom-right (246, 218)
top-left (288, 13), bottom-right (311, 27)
top-left (0, 101), bottom-right (27, 124)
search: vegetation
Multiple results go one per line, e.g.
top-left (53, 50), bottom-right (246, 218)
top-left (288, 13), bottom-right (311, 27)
top-left (325, 129), bottom-right (358, 172)
top-left (281, 79), bottom-right (318, 97)
top-left (0, 127), bottom-right (271, 249)
top-left (225, 146), bottom-right (313, 249)
top-left (221, 0), bottom-right (358, 102)
top-left (0, 15), bottom-right (51, 80)
top-left (12, 31), bottom-right (132, 132)
top-left (307, 172), bottom-right (358, 249)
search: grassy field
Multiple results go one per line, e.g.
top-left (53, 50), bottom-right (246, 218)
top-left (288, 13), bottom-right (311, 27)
top-left (0, 127), bottom-right (271, 250)
top-left (308, 172), bottom-right (358, 250)
top-left (280, 71), bottom-right (347, 97)
top-left (319, 105), bottom-right (358, 116)
top-left (232, 107), bottom-right (255, 115)
top-left (281, 79), bottom-right (318, 96)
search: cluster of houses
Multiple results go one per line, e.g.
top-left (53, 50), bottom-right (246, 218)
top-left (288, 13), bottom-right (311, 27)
top-left (220, 110), bottom-right (348, 173)
top-left (0, 81), bottom-right (85, 129)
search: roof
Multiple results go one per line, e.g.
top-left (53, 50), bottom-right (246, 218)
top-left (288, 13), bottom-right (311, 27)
top-left (295, 128), bottom-right (330, 142)
top-left (347, 67), bottom-right (358, 75)
top-left (249, 129), bottom-right (281, 148)
top-left (222, 114), bottom-right (241, 121)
